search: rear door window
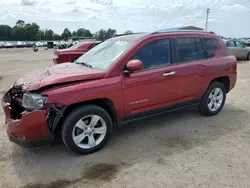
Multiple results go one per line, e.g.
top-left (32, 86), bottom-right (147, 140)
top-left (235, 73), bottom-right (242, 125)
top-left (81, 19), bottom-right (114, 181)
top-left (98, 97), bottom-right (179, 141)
top-left (175, 38), bottom-right (198, 63)
top-left (235, 41), bottom-right (245, 48)
top-left (195, 38), bottom-right (205, 59)
top-left (204, 38), bottom-right (218, 58)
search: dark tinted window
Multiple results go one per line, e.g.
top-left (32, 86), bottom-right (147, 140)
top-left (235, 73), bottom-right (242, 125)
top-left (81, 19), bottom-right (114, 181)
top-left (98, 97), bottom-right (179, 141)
top-left (133, 39), bottom-right (171, 69)
top-left (205, 38), bottom-right (218, 58)
top-left (195, 38), bottom-right (205, 59)
top-left (227, 41), bottom-right (235, 47)
top-left (175, 38), bottom-right (198, 62)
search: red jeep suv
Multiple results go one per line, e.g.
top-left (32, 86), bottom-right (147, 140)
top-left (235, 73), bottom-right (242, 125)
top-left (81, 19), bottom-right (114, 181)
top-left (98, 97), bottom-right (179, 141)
top-left (53, 41), bottom-right (100, 64)
top-left (2, 31), bottom-right (237, 154)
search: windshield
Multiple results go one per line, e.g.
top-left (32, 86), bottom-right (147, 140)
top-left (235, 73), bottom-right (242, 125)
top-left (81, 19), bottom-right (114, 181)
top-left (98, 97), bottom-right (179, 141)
top-left (75, 40), bottom-right (134, 69)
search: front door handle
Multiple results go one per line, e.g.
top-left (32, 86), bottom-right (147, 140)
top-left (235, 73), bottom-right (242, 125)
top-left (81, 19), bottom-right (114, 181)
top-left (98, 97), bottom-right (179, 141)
top-left (163, 71), bottom-right (176, 77)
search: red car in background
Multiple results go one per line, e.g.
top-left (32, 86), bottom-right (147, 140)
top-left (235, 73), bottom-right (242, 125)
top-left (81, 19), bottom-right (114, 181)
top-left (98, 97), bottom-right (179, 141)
top-left (53, 41), bottom-right (101, 64)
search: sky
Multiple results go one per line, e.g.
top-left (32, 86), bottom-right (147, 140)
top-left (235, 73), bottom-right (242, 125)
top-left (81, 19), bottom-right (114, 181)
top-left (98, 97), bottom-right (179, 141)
top-left (0, 0), bottom-right (249, 37)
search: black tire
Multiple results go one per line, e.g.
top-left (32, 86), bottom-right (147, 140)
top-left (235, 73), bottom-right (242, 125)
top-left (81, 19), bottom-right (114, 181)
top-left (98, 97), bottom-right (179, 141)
top-left (198, 82), bottom-right (226, 116)
top-left (61, 105), bottom-right (112, 154)
top-left (247, 52), bottom-right (250, 60)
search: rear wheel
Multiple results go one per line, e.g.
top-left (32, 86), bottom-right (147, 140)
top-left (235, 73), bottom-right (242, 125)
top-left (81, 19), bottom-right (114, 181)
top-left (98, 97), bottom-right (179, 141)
top-left (247, 52), bottom-right (250, 60)
top-left (198, 82), bottom-right (226, 116)
top-left (61, 105), bottom-right (112, 154)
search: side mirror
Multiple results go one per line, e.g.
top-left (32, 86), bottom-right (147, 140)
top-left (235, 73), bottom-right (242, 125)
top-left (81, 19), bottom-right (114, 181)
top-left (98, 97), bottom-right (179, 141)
top-left (123, 59), bottom-right (143, 74)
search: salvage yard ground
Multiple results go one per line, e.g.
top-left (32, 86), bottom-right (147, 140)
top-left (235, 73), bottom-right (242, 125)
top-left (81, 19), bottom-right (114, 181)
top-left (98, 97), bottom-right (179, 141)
top-left (0, 48), bottom-right (250, 188)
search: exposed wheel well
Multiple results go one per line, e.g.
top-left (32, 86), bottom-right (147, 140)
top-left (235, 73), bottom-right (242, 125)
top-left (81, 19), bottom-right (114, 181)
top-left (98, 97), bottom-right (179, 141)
top-left (54, 98), bottom-right (118, 135)
top-left (210, 76), bottom-right (230, 93)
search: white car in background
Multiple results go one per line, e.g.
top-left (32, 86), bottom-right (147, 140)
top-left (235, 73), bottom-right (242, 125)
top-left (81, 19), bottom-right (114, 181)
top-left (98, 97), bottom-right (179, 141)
top-left (0, 42), bottom-right (5, 48)
top-left (5, 42), bottom-right (16, 48)
top-left (16, 41), bottom-right (25, 48)
top-left (35, 41), bottom-right (45, 47)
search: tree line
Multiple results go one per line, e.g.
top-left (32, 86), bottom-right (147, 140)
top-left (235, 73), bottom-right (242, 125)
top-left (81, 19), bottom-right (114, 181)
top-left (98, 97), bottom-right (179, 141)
top-left (0, 20), bottom-right (133, 41)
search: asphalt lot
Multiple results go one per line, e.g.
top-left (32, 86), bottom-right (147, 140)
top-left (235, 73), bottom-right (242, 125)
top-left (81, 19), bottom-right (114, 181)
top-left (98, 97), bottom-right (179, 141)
top-left (0, 48), bottom-right (250, 188)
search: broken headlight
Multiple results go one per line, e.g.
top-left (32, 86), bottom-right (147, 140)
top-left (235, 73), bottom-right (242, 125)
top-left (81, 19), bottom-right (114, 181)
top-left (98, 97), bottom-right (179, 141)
top-left (22, 93), bottom-right (47, 110)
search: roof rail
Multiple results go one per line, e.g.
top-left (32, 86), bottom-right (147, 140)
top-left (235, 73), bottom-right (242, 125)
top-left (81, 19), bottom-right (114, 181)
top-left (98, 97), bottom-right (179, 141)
top-left (150, 30), bottom-right (215, 35)
top-left (100, 32), bottom-right (146, 42)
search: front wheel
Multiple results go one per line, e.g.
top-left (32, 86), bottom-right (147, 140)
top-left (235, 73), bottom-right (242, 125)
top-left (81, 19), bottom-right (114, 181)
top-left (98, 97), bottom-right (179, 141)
top-left (198, 82), bottom-right (226, 116)
top-left (61, 105), bottom-right (112, 154)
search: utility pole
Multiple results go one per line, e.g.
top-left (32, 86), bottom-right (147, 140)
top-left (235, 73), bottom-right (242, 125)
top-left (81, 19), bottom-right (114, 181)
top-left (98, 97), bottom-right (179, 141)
top-left (205, 8), bottom-right (210, 31)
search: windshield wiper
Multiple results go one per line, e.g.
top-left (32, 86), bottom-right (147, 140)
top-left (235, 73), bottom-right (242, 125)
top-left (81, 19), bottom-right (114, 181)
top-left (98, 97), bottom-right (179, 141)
top-left (75, 61), bottom-right (93, 68)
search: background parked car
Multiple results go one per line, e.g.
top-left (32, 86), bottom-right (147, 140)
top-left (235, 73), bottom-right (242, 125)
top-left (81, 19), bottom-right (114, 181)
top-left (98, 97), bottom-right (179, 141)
top-left (243, 40), bottom-right (250, 47)
top-left (25, 42), bottom-right (34, 48)
top-left (56, 43), bottom-right (69, 49)
top-left (53, 41), bottom-right (101, 64)
top-left (16, 41), bottom-right (26, 48)
top-left (0, 42), bottom-right (5, 48)
top-left (35, 41), bottom-right (45, 47)
top-left (5, 42), bottom-right (16, 48)
top-left (224, 39), bottom-right (250, 60)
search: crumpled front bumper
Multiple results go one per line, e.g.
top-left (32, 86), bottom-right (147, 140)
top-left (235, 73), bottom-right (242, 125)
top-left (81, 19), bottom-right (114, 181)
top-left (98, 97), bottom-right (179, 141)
top-left (1, 93), bottom-right (52, 148)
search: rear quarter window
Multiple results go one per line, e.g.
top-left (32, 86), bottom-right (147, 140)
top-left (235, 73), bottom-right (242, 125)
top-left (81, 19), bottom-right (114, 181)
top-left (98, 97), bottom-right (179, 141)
top-left (175, 38), bottom-right (198, 63)
top-left (204, 38), bottom-right (218, 58)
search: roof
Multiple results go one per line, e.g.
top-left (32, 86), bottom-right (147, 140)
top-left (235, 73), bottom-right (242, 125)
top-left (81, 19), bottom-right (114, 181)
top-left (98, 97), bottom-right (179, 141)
top-left (108, 26), bottom-right (208, 42)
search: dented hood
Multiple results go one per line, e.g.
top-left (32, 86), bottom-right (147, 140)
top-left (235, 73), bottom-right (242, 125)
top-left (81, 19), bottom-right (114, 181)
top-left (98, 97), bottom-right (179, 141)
top-left (15, 63), bottom-right (106, 91)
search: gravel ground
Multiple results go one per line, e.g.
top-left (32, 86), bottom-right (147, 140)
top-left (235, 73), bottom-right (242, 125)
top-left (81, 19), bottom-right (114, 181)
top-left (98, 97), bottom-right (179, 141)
top-left (0, 48), bottom-right (250, 188)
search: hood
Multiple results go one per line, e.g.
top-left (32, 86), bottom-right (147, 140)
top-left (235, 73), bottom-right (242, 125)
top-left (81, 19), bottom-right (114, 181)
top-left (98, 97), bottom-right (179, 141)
top-left (15, 63), bottom-right (106, 91)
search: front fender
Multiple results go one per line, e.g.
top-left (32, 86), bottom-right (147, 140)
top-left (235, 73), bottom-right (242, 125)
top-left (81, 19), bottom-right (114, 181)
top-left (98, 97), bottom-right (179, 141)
top-left (41, 76), bottom-right (125, 118)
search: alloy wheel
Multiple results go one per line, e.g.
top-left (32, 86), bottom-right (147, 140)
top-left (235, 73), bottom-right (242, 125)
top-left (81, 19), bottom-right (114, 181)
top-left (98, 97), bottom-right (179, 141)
top-left (207, 88), bottom-right (224, 112)
top-left (72, 115), bottom-right (107, 149)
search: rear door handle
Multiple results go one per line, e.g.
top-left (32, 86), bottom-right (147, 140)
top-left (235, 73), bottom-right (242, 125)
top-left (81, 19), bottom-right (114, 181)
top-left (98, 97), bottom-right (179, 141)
top-left (163, 71), bottom-right (176, 77)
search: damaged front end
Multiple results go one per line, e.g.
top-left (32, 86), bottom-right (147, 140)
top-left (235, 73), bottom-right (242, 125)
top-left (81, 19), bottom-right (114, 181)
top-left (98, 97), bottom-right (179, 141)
top-left (46, 104), bottom-right (67, 134)
top-left (4, 85), bottom-right (26, 120)
top-left (2, 85), bottom-right (66, 147)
